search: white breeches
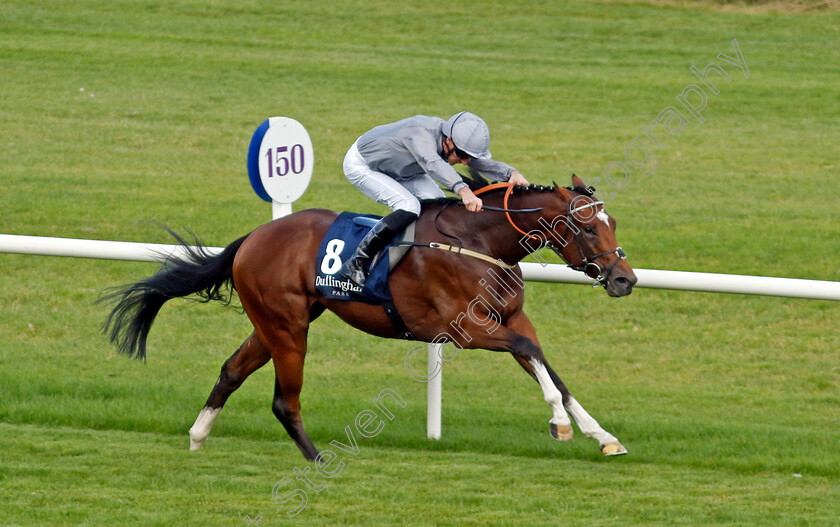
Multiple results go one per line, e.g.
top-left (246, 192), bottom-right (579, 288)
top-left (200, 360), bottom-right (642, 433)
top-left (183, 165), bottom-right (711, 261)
top-left (343, 141), bottom-right (444, 215)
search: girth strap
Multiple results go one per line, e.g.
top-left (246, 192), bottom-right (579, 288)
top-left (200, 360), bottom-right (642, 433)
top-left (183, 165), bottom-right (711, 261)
top-left (382, 300), bottom-right (414, 340)
top-left (381, 241), bottom-right (517, 340)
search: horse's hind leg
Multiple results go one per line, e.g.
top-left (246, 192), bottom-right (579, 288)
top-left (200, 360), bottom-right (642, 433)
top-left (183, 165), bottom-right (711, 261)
top-left (269, 333), bottom-right (320, 461)
top-left (189, 331), bottom-right (270, 450)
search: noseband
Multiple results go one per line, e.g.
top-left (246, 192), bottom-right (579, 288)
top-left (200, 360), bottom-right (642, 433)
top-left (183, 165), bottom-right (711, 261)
top-left (561, 199), bottom-right (627, 288)
top-left (567, 244), bottom-right (627, 288)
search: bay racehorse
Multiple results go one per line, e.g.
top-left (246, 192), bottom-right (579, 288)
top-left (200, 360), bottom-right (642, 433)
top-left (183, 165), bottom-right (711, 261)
top-left (102, 175), bottom-right (637, 459)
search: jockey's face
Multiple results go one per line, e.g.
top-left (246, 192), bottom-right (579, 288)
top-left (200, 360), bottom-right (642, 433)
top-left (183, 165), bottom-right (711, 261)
top-left (443, 137), bottom-right (471, 166)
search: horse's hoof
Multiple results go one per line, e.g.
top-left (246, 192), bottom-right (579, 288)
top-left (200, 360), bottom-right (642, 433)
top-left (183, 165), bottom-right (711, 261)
top-left (550, 422), bottom-right (574, 441)
top-left (601, 441), bottom-right (627, 456)
top-left (189, 436), bottom-right (205, 451)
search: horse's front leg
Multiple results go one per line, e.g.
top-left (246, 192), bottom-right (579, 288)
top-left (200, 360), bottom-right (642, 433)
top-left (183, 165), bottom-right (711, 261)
top-left (504, 312), bottom-right (627, 456)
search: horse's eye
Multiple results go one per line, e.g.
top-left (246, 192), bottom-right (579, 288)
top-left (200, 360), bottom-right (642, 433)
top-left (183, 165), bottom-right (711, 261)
top-left (584, 226), bottom-right (595, 234)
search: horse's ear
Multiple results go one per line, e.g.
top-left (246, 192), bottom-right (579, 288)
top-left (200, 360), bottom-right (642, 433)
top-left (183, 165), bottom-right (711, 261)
top-left (571, 174), bottom-right (585, 188)
top-left (555, 183), bottom-right (571, 199)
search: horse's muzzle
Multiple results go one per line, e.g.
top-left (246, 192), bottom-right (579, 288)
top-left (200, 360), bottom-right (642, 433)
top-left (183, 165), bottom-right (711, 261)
top-left (605, 268), bottom-right (637, 297)
top-left (582, 247), bottom-right (636, 297)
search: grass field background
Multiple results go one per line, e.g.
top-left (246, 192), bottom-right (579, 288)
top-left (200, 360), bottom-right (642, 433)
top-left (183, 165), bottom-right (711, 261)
top-left (1, 1), bottom-right (838, 525)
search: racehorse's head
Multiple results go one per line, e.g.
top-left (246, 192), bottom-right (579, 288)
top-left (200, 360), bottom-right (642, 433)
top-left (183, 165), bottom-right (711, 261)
top-left (540, 175), bottom-right (637, 297)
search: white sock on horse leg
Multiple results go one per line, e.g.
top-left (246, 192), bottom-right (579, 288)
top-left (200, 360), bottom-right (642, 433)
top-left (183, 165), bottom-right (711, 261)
top-left (189, 406), bottom-right (221, 450)
top-left (528, 360), bottom-right (571, 427)
top-left (565, 397), bottom-right (618, 445)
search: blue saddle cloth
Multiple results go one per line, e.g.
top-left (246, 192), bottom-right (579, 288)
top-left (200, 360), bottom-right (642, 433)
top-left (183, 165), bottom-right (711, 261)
top-left (314, 212), bottom-right (394, 304)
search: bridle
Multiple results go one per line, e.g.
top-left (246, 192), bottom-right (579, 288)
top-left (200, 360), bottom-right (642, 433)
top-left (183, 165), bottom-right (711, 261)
top-left (563, 198), bottom-right (627, 287)
top-left (474, 183), bottom-right (627, 288)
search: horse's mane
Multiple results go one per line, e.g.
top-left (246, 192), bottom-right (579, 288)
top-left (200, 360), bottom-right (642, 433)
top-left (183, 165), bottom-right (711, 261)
top-left (420, 173), bottom-right (595, 219)
top-left (418, 170), bottom-right (596, 211)
top-left (461, 167), bottom-right (596, 197)
top-left (570, 183), bottom-right (596, 197)
top-left (418, 183), bottom-right (557, 209)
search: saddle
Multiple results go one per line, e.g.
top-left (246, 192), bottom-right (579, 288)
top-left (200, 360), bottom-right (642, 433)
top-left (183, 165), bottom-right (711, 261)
top-left (314, 212), bottom-right (415, 304)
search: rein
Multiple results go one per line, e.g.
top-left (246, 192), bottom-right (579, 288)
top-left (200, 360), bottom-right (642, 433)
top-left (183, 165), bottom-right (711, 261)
top-left (430, 192), bottom-right (541, 261)
top-left (423, 184), bottom-right (542, 269)
top-left (473, 183), bottom-right (538, 239)
top-left (455, 202), bottom-right (543, 213)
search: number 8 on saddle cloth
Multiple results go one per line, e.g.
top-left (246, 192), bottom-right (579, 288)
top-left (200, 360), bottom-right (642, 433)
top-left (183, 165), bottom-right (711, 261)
top-left (314, 211), bottom-right (414, 304)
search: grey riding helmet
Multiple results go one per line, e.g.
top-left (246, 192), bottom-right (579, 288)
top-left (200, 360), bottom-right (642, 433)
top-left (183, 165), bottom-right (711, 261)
top-left (443, 111), bottom-right (492, 159)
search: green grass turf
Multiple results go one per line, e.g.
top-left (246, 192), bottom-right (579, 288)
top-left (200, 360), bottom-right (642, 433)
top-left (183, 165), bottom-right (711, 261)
top-left (1, 0), bottom-right (838, 525)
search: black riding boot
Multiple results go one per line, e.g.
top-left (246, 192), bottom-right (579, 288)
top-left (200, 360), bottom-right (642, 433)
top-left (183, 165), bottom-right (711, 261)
top-left (339, 209), bottom-right (417, 288)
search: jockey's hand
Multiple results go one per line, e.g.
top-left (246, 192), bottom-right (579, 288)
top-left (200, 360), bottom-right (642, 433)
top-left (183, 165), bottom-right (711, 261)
top-left (458, 186), bottom-right (483, 212)
top-left (508, 171), bottom-right (529, 187)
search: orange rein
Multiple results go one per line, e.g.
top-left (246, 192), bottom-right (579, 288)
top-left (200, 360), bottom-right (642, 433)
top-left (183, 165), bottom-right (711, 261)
top-left (473, 183), bottom-right (540, 241)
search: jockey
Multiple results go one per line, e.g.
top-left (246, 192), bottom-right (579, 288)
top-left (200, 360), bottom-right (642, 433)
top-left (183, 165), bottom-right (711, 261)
top-left (340, 111), bottom-right (530, 287)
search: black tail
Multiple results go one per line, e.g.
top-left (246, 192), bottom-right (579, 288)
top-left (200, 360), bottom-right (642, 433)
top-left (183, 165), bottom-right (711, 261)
top-left (100, 229), bottom-right (249, 360)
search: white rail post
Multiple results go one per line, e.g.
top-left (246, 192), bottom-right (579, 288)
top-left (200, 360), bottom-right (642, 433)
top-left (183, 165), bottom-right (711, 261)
top-left (427, 342), bottom-right (442, 439)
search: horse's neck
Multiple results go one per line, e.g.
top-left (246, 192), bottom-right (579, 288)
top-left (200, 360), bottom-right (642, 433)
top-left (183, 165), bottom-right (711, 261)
top-left (471, 188), bottom-right (569, 263)
top-left (419, 191), bottom-right (549, 264)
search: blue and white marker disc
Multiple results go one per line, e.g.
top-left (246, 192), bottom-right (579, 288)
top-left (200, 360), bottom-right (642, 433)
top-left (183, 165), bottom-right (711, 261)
top-left (247, 117), bottom-right (314, 203)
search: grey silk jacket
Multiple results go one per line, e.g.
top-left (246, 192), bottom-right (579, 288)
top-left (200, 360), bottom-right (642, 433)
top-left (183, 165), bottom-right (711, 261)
top-left (356, 115), bottom-right (517, 194)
